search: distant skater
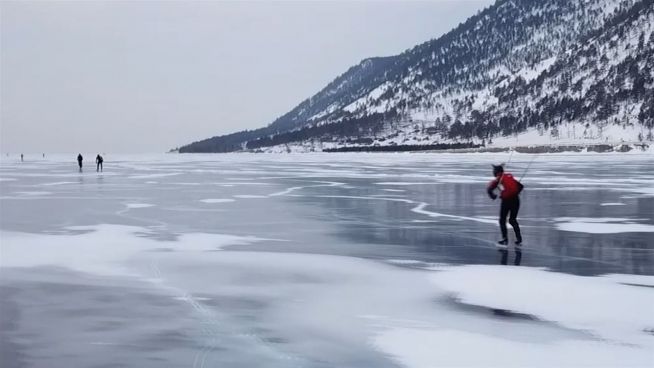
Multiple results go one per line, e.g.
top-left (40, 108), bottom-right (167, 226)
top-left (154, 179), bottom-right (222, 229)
top-left (96, 154), bottom-right (103, 172)
top-left (487, 164), bottom-right (523, 249)
top-left (20, 153), bottom-right (24, 162)
top-left (77, 153), bottom-right (83, 172)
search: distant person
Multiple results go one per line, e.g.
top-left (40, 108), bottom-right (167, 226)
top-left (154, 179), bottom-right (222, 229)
top-left (43, 153), bottom-right (45, 158)
top-left (487, 164), bottom-right (523, 249)
top-left (77, 153), bottom-right (83, 172)
top-left (20, 153), bottom-right (24, 162)
top-left (96, 154), bottom-right (103, 172)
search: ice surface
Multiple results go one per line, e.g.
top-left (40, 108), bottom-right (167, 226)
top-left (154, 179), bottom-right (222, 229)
top-left (233, 194), bottom-right (268, 199)
top-left (411, 202), bottom-right (498, 225)
top-left (1, 153), bottom-right (653, 367)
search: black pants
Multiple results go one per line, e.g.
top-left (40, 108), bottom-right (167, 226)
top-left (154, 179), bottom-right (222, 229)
top-left (499, 197), bottom-right (522, 242)
top-left (97, 162), bottom-right (103, 172)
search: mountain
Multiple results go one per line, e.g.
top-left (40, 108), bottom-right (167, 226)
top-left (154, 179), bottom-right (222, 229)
top-left (178, 0), bottom-right (654, 153)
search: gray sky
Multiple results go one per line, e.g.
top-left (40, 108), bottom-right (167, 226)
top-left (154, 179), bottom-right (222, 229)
top-left (1, 0), bottom-right (492, 153)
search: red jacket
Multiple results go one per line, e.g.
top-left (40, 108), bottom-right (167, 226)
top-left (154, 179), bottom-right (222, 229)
top-left (487, 173), bottom-right (523, 200)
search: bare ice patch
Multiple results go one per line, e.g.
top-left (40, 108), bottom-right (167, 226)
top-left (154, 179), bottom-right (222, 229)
top-left (411, 202), bottom-right (497, 225)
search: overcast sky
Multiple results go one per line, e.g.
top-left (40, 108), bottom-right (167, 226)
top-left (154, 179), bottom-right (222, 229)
top-left (1, 0), bottom-right (492, 153)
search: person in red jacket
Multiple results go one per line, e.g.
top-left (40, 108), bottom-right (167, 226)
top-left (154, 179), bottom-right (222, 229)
top-left (487, 164), bottom-right (523, 248)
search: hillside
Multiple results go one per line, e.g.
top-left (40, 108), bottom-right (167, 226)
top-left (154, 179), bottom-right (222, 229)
top-left (178, 0), bottom-right (654, 153)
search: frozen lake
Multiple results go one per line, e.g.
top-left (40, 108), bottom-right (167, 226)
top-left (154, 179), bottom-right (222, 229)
top-left (1, 153), bottom-right (653, 367)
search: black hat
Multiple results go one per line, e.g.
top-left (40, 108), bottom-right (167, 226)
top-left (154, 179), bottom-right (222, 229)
top-left (492, 164), bottom-right (504, 176)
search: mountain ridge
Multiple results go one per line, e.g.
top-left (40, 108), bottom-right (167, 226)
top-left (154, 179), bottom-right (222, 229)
top-left (177, 0), bottom-right (654, 153)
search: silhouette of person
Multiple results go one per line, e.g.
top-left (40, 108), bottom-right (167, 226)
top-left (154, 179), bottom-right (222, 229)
top-left (77, 154), bottom-right (83, 172)
top-left (96, 154), bottom-right (103, 172)
top-left (487, 164), bottom-right (523, 248)
top-left (20, 154), bottom-right (24, 162)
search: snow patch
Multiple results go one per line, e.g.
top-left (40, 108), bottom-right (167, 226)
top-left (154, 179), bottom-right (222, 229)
top-left (199, 198), bottom-right (235, 204)
top-left (15, 191), bottom-right (51, 196)
top-left (0, 224), bottom-right (268, 276)
top-left (375, 327), bottom-right (652, 368)
top-left (557, 222), bottom-right (654, 234)
top-left (554, 217), bottom-right (654, 234)
top-left (125, 203), bottom-right (154, 209)
top-left (429, 265), bottom-right (654, 345)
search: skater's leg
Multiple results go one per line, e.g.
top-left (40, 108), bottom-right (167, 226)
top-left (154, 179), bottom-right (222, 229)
top-left (499, 201), bottom-right (509, 241)
top-left (508, 198), bottom-right (522, 243)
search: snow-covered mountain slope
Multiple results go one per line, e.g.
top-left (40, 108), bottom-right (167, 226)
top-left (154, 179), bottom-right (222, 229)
top-left (178, 0), bottom-right (654, 153)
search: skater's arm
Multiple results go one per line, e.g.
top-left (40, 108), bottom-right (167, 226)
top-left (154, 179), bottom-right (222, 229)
top-left (487, 180), bottom-right (498, 200)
